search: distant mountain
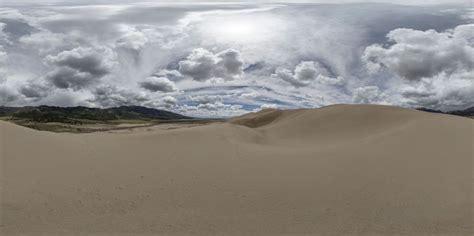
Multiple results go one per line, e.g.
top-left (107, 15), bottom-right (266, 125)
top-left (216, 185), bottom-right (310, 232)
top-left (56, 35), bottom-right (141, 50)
top-left (449, 106), bottom-right (474, 118)
top-left (0, 105), bottom-right (192, 123)
top-left (417, 106), bottom-right (474, 118)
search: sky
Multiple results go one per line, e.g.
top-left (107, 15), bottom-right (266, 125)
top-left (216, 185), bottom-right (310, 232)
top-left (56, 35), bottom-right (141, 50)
top-left (0, 1), bottom-right (473, 117)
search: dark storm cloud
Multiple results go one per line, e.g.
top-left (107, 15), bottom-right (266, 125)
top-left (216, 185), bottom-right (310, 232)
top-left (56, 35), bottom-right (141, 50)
top-left (46, 67), bottom-right (97, 90)
top-left (45, 47), bottom-right (114, 76)
top-left (139, 76), bottom-right (178, 93)
top-left (44, 47), bottom-right (115, 90)
top-left (19, 83), bottom-right (50, 98)
top-left (0, 86), bottom-right (19, 102)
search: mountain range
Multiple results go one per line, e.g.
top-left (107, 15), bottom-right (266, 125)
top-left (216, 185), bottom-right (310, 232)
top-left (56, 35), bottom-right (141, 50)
top-left (0, 105), bottom-right (192, 124)
top-left (417, 106), bottom-right (474, 118)
top-left (0, 105), bottom-right (472, 125)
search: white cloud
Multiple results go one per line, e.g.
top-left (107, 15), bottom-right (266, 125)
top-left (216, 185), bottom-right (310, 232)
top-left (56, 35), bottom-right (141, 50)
top-left (0, 22), bottom-right (10, 45)
top-left (398, 72), bottom-right (474, 110)
top-left (462, 8), bottom-right (474, 21)
top-left (316, 75), bottom-right (346, 86)
top-left (364, 24), bottom-right (474, 110)
top-left (273, 61), bottom-right (344, 87)
top-left (364, 25), bottom-right (474, 81)
top-left (196, 102), bottom-right (243, 113)
top-left (115, 25), bottom-right (149, 50)
top-left (19, 31), bottom-right (70, 54)
top-left (0, 23), bottom-right (9, 83)
top-left (189, 94), bottom-right (223, 104)
top-left (352, 86), bottom-right (389, 104)
top-left (162, 95), bottom-right (177, 107)
top-left (240, 91), bottom-right (260, 99)
top-left (260, 103), bottom-right (278, 109)
top-left (178, 48), bottom-right (244, 81)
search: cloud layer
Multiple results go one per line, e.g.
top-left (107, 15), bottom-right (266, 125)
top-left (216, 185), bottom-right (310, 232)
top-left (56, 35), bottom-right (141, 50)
top-left (364, 24), bottom-right (474, 110)
top-left (0, 2), bottom-right (471, 116)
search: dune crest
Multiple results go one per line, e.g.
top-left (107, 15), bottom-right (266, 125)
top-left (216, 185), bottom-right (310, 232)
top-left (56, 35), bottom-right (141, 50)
top-left (1, 105), bottom-right (473, 235)
top-left (229, 108), bottom-right (284, 128)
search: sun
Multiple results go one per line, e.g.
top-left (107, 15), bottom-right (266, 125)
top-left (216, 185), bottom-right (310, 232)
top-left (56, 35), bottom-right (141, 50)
top-left (199, 15), bottom-right (283, 44)
top-left (214, 21), bottom-right (257, 38)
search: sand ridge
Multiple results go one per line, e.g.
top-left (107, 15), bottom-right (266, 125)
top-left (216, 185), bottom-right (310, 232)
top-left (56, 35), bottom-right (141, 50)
top-left (1, 104), bottom-right (473, 235)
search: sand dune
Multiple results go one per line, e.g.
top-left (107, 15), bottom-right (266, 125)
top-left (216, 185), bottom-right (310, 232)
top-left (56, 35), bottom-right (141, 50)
top-left (1, 104), bottom-right (473, 235)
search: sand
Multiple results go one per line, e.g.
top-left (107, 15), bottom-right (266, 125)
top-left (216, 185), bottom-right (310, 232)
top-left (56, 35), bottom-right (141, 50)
top-left (1, 104), bottom-right (473, 235)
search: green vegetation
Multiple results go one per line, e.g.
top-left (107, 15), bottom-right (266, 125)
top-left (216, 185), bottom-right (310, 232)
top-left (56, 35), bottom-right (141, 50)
top-left (0, 105), bottom-right (225, 133)
top-left (0, 105), bottom-right (178, 132)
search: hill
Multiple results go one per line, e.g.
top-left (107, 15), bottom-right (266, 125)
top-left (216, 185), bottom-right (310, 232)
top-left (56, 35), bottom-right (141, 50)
top-left (0, 105), bottom-right (192, 124)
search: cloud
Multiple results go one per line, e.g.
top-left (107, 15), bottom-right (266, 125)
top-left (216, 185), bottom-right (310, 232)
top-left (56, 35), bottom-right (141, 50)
top-left (139, 76), bottom-right (178, 93)
top-left (316, 75), bottom-right (346, 86)
top-left (0, 86), bottom-right (19, 103)
top-left (196, 101), bottom-right (242, 111)
top-left (19, 83), bottom-right (49, 99)
top-left (45, 47), bottom-right (115, 77)
top-left (398, 72), bottom-right (474, 110)
top-left (45, 67), bottom-right (97, 90)
top-left (189, 94), bottom-right (223, 104)
top-left (0, 50), bottom-right (7, 83)
top-left (115, 25), bottom-right (149, 50)
top-left (0, 23), bottom-right (8, 83)
top-left (178, 48), bottom-right (244, 81)
top-left (259, 103), bottom-right (278, 109)
top-left (154, 70), bottom-right (184, 80)
top-left (462, 8), bottom-right (474, 21)
top-left (0, 3), bottom-right (470, 114)
top-left (88, 85), bottom-right (149, 107)
top-left (364, 24), bottom-right (474, 110)
top-left (45, 47), bottom-right (116, 90)
top-left (363, 25), bottom-right (474, 80)
top-left (295, 61), bottom-right (329, 81)
top-left (352, 86), bottom-right (389, 104)
top-left (0, 22), bottom-right (10, 45)
top-left (176, 102), bottom-right (247, 118)
top-left (0, 49), bottom-right (6, 64)
top-left (240, 91), bottom-right (260, 99)
top-left (19, 31), bottom-right (70, 54)
top-left (162, 95), bottom-right (177, 107)
top-left (273, 61), bottom-right (344, 87)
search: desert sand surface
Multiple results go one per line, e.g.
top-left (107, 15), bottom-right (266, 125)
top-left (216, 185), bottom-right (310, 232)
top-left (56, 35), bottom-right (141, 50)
top-left (1, 104), bottom-right (473, 235)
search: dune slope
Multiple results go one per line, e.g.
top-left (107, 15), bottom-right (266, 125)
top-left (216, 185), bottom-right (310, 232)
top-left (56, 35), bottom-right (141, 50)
top-left (1, 105), bottom-right (473, 235)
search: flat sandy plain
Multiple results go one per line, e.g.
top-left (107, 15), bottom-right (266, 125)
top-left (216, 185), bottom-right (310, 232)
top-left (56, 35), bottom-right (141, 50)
top-left (1, 105), bottom-right (473, 235)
